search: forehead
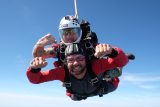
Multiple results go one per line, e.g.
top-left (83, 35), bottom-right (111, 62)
top-left (67, 54), bottom-right (85, 58)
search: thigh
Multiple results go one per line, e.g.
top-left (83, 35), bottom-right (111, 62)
top-left (102, 80), bottom-right (117, 95)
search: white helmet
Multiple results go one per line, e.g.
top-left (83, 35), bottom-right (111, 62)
top-left (59, 15), bottom-right (82, 45)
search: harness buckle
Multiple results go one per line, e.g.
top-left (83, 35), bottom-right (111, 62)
top-left (90, 77), bottom-right (99, 85)
top-left (63, 82), bottom-right (71, 87)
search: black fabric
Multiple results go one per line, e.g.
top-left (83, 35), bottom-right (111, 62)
top-left (126, 53), bottom-right (135, 60)
top-left (65, 43), bottom-right (85, 57)
top-left (80, 19), bottom-right (98, 47)
top-left (107, 48), bottom-right (118, 58)
top-left (70, 94), bottom-right (87, 101)
top-left (63, 64), bottom-right (73, 93)
top-left (58, 43), bottom-right (66, 63)
top-left (30, 68), bottom-right (41, 73)
top-left (86, 60), bottom-right (99, 86)
top-left (68, 79), bottom-right (117, 101)
top-left (67, 71), bottom-right (100, 96)
top-left (80, 19), bottom-right (90, 38)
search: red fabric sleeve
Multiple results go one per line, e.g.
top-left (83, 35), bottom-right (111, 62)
top-left (26, 67), bottom-right (65, 84)
top-left (92, 47), bottom-right (128, 75)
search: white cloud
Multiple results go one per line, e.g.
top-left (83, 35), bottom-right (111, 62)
top-left (0, 92), bottom-right (160, 107)
top-left (139, 85), bottom-right (158, 89)
top-left (0, 92), bottom-right (67, 107)
top-left (121, 73), bottom-right (160, 89)
top-left (123, 74), bottom-right (160, 83)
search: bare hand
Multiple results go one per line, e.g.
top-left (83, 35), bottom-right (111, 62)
top-left (36, 33), bottom-right (57, 46)
top-left (30, 57), bottom-right (48, 69)
top-left (94, 44), bottom-right (113, 58)
top-left (32, 34), bottom-right (57, 58)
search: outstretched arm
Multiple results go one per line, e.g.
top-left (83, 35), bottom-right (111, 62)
top-left (26, 57), bottom-right (64, 84)
top-left (92, 44), bottom-right (128, 74)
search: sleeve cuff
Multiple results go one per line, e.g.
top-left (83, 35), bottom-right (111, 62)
top-left (30, 68), bottom-right (41, 73)
top-left (107, 48), bottom-right (118, 58)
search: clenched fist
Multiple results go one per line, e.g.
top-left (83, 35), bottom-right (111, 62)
top-left (94, 44), bottom-right (113, 58)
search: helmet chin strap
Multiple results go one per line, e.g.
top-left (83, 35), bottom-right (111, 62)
top-left (74, 0), bottom-right (78, 19)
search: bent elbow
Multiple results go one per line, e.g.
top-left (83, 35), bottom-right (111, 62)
top-left (28, 79), bottom-right (40, 84)
top-left (26, 70), bottom-right (41, 84)
top-left (122, 57), bottom-right (129, 67)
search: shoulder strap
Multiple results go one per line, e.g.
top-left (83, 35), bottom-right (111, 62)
top-left (87, 61), bottom-right (105, 97)
top-left (63, 64), bottom-right (73, 93)
top-left (56, 43), bottom-right (66, 65)
top-left (86, 60), bottom-right (99, 85)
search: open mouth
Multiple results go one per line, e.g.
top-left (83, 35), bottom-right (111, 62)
top-left (73, 66), bottom-right (81, 71)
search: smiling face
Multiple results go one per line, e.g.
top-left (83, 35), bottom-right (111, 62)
top-left (62, 29), bottom-right (77, 43)
top-left (66, 54), bottom-right (87, 79)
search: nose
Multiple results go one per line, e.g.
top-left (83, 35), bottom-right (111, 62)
top-left (73, 60), bottom-right (79, 65)
top-left (66, 34), bottom-right (72, 39)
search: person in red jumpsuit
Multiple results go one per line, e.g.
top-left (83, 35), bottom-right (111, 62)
top-left (27, 43), bottom-right (128, 101)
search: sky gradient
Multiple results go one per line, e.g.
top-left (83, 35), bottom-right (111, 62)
top-left (0, 0), bottom-right (160, 107)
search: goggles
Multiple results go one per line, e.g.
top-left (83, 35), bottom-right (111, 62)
top-left (59, 28), bottom-right (81, 43)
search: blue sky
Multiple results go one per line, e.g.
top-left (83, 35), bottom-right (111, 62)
top-left (0, 0), bottom-right (160, 107)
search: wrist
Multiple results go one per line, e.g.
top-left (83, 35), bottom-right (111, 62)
top-left (30, 68), bottom-right (41, 73)
top-left (107, 48), bottom-right (118, 58)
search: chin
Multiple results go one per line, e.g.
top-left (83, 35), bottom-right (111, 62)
top-left (71, 70), bottom-right (81, 75)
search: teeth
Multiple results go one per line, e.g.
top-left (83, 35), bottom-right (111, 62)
top-left (73, 66), bottom-right (80, 71)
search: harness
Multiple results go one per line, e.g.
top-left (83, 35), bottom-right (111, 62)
top-left (63, 59), bottom-right (105, 98)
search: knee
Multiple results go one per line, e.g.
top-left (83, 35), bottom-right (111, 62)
top-left (112, 77), bottom-right (120, 88)
top-left (70, 94), bottom-right (86, 101)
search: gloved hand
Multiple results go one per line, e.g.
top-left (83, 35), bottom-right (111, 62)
top-left (30, 57), bottom-right (48, 69)
top-left (32, 34), bottom-right (57, 58)
top-left (94, 44), bottom-right (112, 58)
